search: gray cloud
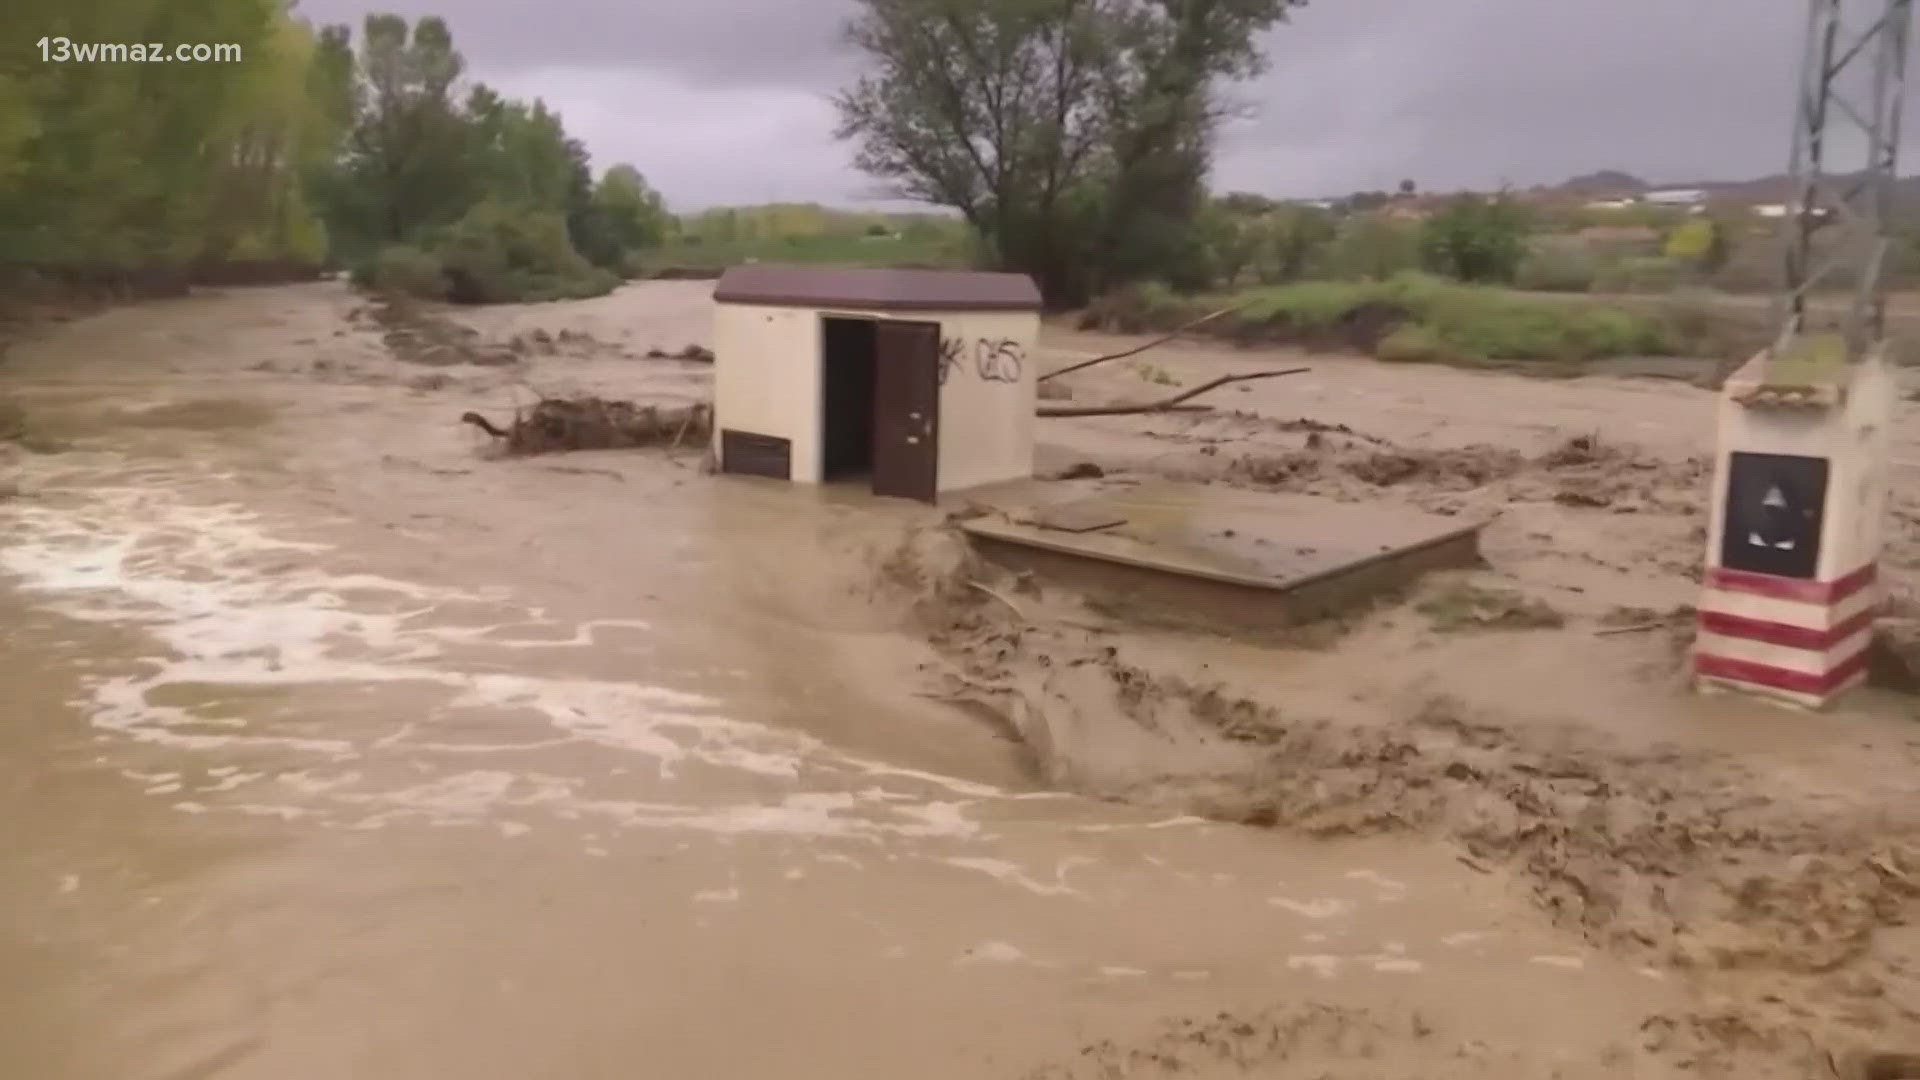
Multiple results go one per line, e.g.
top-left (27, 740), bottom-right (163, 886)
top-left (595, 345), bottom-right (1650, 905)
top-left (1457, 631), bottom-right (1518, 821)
top-left (296, 0), bottom-right (860, 89)
top-left (294, 0), bottom-right (1910, 210)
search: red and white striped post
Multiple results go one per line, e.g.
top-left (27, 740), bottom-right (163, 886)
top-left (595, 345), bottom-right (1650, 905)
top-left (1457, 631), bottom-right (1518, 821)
top-left (1694, 347), bottom-right (1895, 710)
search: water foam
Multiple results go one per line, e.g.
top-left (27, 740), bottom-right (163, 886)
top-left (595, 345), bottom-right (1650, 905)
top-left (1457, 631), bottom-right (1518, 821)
top-left (1, 478), bottom-right (983, 845)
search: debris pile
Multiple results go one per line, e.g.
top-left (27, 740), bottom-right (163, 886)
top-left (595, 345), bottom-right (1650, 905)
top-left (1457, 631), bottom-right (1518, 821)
top-left (461, 397), bottom-right (712, 456)
top-left (359, 298), bottom-right (519, 367)
top-left (643, 344), bottom-right (714, 363)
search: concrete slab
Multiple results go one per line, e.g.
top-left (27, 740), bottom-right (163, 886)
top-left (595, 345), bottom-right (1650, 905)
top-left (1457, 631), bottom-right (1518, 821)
top-left (960, 481), bottom-right (1488, 635)
top-left (1021, 504), bottom-right (1128, 534)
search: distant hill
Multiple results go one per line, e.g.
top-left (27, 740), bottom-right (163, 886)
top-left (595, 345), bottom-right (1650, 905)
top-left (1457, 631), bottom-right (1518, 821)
top-left (1557, 170), bottom-right (1651, 196)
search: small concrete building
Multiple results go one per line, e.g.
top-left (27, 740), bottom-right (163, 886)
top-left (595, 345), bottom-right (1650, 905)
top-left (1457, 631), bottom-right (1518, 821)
top-left (710, 265), bottom-right (1043, 503)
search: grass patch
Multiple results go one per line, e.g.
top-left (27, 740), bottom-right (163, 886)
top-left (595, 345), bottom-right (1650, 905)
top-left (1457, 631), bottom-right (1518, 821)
top-left (635, 232), bottom-right (970, 275)
top-left (1085, 273), bottom-right (1678, 364)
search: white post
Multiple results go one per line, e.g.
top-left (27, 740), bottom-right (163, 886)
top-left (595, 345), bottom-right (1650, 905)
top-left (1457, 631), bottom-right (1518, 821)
top-left (1694, 342), bottom-right (1894, 708)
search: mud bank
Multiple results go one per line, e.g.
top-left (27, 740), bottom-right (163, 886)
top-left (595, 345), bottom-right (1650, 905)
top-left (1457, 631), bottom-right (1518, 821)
top-left (9, 279), bottom-right (1920, 1078)
top-left (869, 517), bottom-right (1920, 1073)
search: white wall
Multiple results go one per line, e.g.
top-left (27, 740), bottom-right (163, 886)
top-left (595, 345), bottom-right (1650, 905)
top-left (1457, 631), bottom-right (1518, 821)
top-left (712, 301), bottom-right (1039, 493)
top-left (712, 303), bottom-right (821, 482)
top-left (924, 308), bottom-right (1040, 492)
top-left (1704, 349), bottom-right (1896, 582)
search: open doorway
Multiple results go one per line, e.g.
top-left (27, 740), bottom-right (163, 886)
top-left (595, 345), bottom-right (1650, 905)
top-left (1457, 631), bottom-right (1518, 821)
top-left (821, 316), bottom-right (878, 481)
top-left (821, 314), bottom-right (941, 502)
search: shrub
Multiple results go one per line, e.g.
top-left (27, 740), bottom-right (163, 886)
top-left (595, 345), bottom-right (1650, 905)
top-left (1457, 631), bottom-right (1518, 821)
top-left (1325, 214), bottom-right (1421, 281)
top-left (1594, 255), bottom-right (1688, 294)
top-left (1665, 218), bottom-right (1730, 271)
top-left (1241, 278), bottom-right (1386, 328)
top-left (1419, 195), bottom-right (1530, 283)
top-left (1657, 290), bottom-right (1772, 360)
top-left (1246, 205), bottom-right (1338, 285)
top-left (433, 201), bottom-right (618, 304)
top-left (1083, 273), bottom-right (1672, 364)
top-left (1516, 243), bottom-right (1598, 292)
top-left (1417, 287), bottom-right (1670, 361)
top-left (353, 244), bottom-right (447, 300)
top-left (1077, 280), bottom-right (1198, 333)
top-left (1376, 325), bottom-right (1451, 363)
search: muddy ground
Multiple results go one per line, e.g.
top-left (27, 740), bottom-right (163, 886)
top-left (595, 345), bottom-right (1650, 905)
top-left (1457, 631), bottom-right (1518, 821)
top-left (3, 279), bottom-right (1920, 1078)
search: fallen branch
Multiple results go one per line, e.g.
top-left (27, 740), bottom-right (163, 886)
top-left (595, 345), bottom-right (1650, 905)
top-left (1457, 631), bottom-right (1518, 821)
top-left (460, 398), bottom-right (713, 456)
top-left (1595, 622), bottom-right (1669, 637)
top-left (966, 580), bottom-right (1028, 622)
top-left (1036, 368), bottom-right (1310, 418)
top-left (1039, 302), bottom-right (1250, 383)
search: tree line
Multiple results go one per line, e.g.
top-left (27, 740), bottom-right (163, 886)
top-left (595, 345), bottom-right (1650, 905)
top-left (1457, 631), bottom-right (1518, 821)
top-left (0, 4), bottom-right (669, 301)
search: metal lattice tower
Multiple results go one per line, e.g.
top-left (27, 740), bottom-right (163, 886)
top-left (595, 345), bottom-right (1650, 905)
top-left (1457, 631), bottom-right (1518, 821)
top-left (1779, 0), bottom-right (1914, 360)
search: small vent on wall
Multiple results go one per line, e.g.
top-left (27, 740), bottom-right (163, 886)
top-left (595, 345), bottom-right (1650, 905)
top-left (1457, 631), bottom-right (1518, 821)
top-left (720, 429), bottom-right (791, 480)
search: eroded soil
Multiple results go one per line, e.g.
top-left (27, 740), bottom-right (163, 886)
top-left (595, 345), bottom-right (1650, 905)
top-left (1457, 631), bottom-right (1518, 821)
top-left (2, 280), bottom-right (1918, 1078)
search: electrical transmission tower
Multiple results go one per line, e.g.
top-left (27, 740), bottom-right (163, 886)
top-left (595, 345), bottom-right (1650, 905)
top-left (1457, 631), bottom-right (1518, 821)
top-left (1778, 0), bottom-right (1913, 361)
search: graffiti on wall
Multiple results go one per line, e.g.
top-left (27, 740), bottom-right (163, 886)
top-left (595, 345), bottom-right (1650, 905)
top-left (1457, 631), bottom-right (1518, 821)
top-left (938, 337), bottom-right (965, 385)
top-left (938, 336), bottom-right (1026, 385)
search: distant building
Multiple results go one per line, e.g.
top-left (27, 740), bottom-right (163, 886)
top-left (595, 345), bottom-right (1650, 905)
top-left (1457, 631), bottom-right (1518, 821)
top-left (1643, 188), bottom-right (1708, 206)
top-left (1753, 203), bottom-right (1831, 220)
top-left (1584, 198), bottom-right (1640, 211)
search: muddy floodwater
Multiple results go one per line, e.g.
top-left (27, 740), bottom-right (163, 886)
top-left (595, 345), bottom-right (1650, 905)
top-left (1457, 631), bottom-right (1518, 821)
top-left (4, 281), bottom-right (1919, 1078)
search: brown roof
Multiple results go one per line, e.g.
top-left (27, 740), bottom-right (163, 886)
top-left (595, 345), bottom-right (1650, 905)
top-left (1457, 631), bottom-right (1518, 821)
top-left (713, 264), bottom-right (1042, 312)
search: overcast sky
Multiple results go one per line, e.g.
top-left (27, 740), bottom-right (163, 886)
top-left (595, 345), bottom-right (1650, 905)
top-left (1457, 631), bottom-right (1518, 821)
top-left (293, 0), bottom-right (1885, 211)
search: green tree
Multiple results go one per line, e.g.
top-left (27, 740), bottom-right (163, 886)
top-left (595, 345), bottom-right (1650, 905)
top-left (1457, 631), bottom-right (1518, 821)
top-left (1327, 213), bottom-right (1421, 281)
top-left (1419, 195), bottom-right (1530, 284)
top-left (834, 0), bottom-right (1307, 305)
top-left (318, 15), bottom-right (476, 249)
top-left (1195, 202), bottom-right (1259, 288)
top-left (1251, 204), bottom-right (1338, 283)
top-left (572, 164), bottom-right (669, 269)
top-left (1, 0), bottom-right (324, 284)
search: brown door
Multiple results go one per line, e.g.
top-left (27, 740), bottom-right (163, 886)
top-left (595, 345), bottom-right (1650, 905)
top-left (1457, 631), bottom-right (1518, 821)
top-left (871, 319), bottom-right (941, 503)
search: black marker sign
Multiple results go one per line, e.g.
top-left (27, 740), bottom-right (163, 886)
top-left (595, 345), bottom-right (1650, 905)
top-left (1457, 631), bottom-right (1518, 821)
top-left (1719, 451), bottom-right (1828, 580)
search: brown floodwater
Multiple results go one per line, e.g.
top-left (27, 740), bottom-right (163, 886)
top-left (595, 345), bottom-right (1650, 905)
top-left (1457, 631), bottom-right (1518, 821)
top-left (0, 282), bottom-right (1687, 1079)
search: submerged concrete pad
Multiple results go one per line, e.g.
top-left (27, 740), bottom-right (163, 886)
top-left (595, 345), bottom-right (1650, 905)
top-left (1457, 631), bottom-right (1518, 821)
top-left (961, 481), bottom-right (1487, 635)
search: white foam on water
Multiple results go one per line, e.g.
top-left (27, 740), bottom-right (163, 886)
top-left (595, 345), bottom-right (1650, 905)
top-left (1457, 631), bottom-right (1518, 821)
top-left (1286, 955), bottom-right (1343, 979)
top-left (0, 469), bottom-right (1171, 906)
top-left (1369, 957), bottom-right (1423, 974)
top-left (1344, 869), bottom-right (1409, 895)
top-left (942, 856), bottom-right (1084, 898)
top-left (1529, 955), bottom-right (1586, 970)
top-left (959, 941), bottom-right (1027, 965)
top-left (1268, 897), bottom-right (1354, 920)
top-left (2, 484), bottom-right (904, 821)
top-left (1071, 815), bottom-right (1209, 834)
